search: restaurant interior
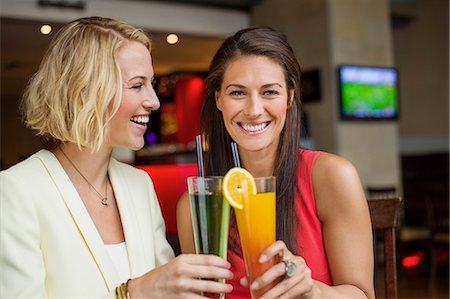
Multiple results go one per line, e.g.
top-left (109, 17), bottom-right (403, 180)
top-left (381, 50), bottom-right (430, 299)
top-left (1, 0), bottom-right (448, 298)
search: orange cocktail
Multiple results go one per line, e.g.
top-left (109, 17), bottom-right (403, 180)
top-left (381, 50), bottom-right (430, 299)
top-left (235, 187), bottom-right (276, 298)
top-left (223, 168), bottom-right (277, 299)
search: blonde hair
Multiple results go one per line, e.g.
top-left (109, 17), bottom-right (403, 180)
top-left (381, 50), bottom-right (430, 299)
top-left (21, 16), bottom-right (152, 151)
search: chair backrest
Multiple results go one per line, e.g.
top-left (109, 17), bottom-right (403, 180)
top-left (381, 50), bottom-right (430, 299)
top-left (367, 186), bottom-right (397, 199)
top-left (368, 197), bottom-right (402, 299)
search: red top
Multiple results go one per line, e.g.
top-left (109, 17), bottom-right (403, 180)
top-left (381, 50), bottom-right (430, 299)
top-left (227, 149), bottom-right (332, 298)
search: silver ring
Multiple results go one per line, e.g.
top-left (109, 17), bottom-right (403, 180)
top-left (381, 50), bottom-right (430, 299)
top-left (284, 260), bottom-right (297, 277)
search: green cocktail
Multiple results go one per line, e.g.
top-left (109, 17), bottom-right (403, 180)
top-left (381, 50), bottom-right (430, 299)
top-left (187, 176), bottom-right (230, 299)
top-left (189, 192), bottom-right (230, 257)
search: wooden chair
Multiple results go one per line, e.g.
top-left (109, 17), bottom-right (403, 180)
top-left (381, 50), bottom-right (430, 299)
top-left (367, 186), bottom-right (397, 199)
top-left (368, 197), bottom-right (402, 299)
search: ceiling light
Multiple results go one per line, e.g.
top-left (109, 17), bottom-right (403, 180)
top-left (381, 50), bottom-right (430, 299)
top-left (37, 0), bottom-right (86, 10)
top-left (40, 24), bottom-right (52, 35)
top-left (166, 34), bottom-right (179, 45)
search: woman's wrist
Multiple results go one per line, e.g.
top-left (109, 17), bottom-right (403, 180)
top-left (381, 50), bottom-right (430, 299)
top-left (116, 279), bottom-right (131, 299)
top-left (127, 277), bottom-right (144, 299)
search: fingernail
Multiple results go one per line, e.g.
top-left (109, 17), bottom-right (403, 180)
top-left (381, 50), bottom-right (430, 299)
top-left (259, 254), bottom-right (267, 263)
top-left (250, 282), bottom-right (259, 290)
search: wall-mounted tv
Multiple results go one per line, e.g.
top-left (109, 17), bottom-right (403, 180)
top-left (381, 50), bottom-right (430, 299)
top-left (338, 65), bottom-right (399, 120)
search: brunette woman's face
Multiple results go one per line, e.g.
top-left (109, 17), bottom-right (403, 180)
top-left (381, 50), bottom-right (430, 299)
top-left (109, 40), bottom-right (160, 150)
top-left (215, 55), bottom-right (293, 155)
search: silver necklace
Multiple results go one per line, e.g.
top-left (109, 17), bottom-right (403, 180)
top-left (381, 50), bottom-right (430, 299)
top-left (59, 147), bottom-right (108, 206)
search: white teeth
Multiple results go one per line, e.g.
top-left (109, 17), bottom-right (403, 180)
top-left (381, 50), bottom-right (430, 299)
top-left (241, 122), bottom-right (268, 132)
top-left (131, 115), bottom-right (149, 124)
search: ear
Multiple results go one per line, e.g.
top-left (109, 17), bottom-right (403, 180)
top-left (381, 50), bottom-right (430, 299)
top-left (288, 89), bottom-right (295, 107)
top-left (215, 91), bottom-right (222, 111)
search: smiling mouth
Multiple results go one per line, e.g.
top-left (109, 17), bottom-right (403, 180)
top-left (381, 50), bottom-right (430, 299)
top-left (131, 115), bottom-right (149, 125)
top-left (239, 122), bottom-right (270, 132)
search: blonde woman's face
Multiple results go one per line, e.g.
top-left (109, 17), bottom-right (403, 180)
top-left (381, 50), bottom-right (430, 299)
top-left (215, 55), bottom-right (293, 156)
top-left (109, 40), bottom-right (160, 150)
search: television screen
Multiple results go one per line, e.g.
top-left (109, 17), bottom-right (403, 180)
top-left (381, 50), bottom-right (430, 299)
top-left (338, 65), bottom-right (399, 120)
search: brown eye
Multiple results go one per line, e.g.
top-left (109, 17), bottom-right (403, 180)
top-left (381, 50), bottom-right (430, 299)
top-left (230, 90), bottom-right (244, 96)
top-left (263, 90), bottom-right (279, 96)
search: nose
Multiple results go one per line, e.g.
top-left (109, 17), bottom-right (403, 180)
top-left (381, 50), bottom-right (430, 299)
top-left (243, 94), bottom-right (263, 118)
top-left (144, 85), bottom-right (161, 111)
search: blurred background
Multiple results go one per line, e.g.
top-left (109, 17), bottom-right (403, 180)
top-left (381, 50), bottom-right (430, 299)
top-left (1, 0), bottom-right (448, 298)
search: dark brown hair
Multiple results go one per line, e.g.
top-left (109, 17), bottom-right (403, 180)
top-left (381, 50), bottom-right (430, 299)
top-left (200, 26), bottom-right (302, 254)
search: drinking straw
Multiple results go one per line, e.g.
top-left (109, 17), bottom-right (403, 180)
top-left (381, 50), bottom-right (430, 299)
top-left (195, 135), bottom-right (208, 252)
top-left (231, 142), bottom-right (241, 167)
top-left (195, 135), bottom-right (204, 177)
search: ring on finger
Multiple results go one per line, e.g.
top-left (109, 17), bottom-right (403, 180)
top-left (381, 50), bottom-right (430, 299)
top-left (283, 260), bottom-right (297, 277)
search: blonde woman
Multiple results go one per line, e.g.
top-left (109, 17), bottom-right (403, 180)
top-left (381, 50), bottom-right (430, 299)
top-left (0, 16), bottom-right (232, 298)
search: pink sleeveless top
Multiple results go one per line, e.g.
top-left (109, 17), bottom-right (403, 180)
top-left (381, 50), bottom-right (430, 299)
top-left (227, 149), bottom-right (332, 298)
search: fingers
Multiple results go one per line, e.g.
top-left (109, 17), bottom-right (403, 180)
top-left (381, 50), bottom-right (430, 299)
top-left (134, 254), bottom-right (233, 298)
top-left (240, 276), bottom-right (249, 288)
top-left (170, 254), bottom-right (233, 281)
top-left (188, 277), bottom-right (233, 295)
top-left (249, 260), bottom-right (286, 290)
top-left (256, 260), bottom-right (313, 299)
top-left (169, 276), bottom-right (232, 296)
top-left (181, 264), bottom-right (233, 281)
top-left (252, 240), bottom-right (294, 289)
top-left (161, 258), bottom-right (233, 297)
top-left (259, 240), bottom-right (293, 263)
top-left (248, 240), bottom-right (314, 299)
top-left (180, 253), bottom-right (232, 268)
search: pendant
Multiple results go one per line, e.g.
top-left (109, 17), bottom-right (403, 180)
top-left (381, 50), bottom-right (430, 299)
top-left (101, 198), bottom-right (108, 206)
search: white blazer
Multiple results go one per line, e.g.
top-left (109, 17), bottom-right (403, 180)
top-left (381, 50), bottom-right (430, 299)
top-left (0, 149), bottom-right (175, 298)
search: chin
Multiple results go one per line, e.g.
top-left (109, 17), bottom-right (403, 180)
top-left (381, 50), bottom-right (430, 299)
top-left (250, 136), bottom-right (280, 150)
top-left (126, 139), bottom-right (145, 151)
top-left (131, 144), bottom-right (145, 151)
top-left (240, 142), bottom-right (271, 153)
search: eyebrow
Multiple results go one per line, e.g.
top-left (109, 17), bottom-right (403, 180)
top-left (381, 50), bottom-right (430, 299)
top-left (262, 83), bottom-right (283, 88)
top-left (123, 75), bottom-right (155, 85)
top-left (126, 76), bottom-right (146, 82)
top-left (225, 83), bottom-right (283, 89)
top-left (225, 83), bottom-right (245, 89)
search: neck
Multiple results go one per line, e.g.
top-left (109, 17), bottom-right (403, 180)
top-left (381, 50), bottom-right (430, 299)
top-left (239, 148), bottom-right (276, 178)
top-left (55, 143), bottom-right (112, 186)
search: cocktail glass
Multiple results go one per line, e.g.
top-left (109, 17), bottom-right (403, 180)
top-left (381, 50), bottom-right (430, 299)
top-left (187, 176), bottom-right (230, 299)
top-left (234, 176), bottom-right (276, 299)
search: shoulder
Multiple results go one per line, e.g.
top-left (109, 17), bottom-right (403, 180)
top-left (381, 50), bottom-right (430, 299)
top-left (312, 153), bottom-right (367, 221)
top-left (177, 191), bottom-right (190, 214)
top-left (177, 191), bottom-right (192, 227)
top-left (1, 149), bottom-right (51, 180)
top-left (298, 148), bottom-right (326, 169)
top-left (297, 149), bottom-right (327, 179)
top-left (313, 152), bottom-right (360, 182)
top-left (1, 150), bottom-right (58, 208)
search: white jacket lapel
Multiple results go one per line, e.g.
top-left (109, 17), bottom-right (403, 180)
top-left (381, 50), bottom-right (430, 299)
top-left (36, 150), bottom-right (120, 291)
top-left (109, 160), bottom-right (154, 277)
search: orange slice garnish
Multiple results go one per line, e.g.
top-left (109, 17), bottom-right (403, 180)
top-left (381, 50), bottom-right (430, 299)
top-left (222, 167), bottom-right (256, 210)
